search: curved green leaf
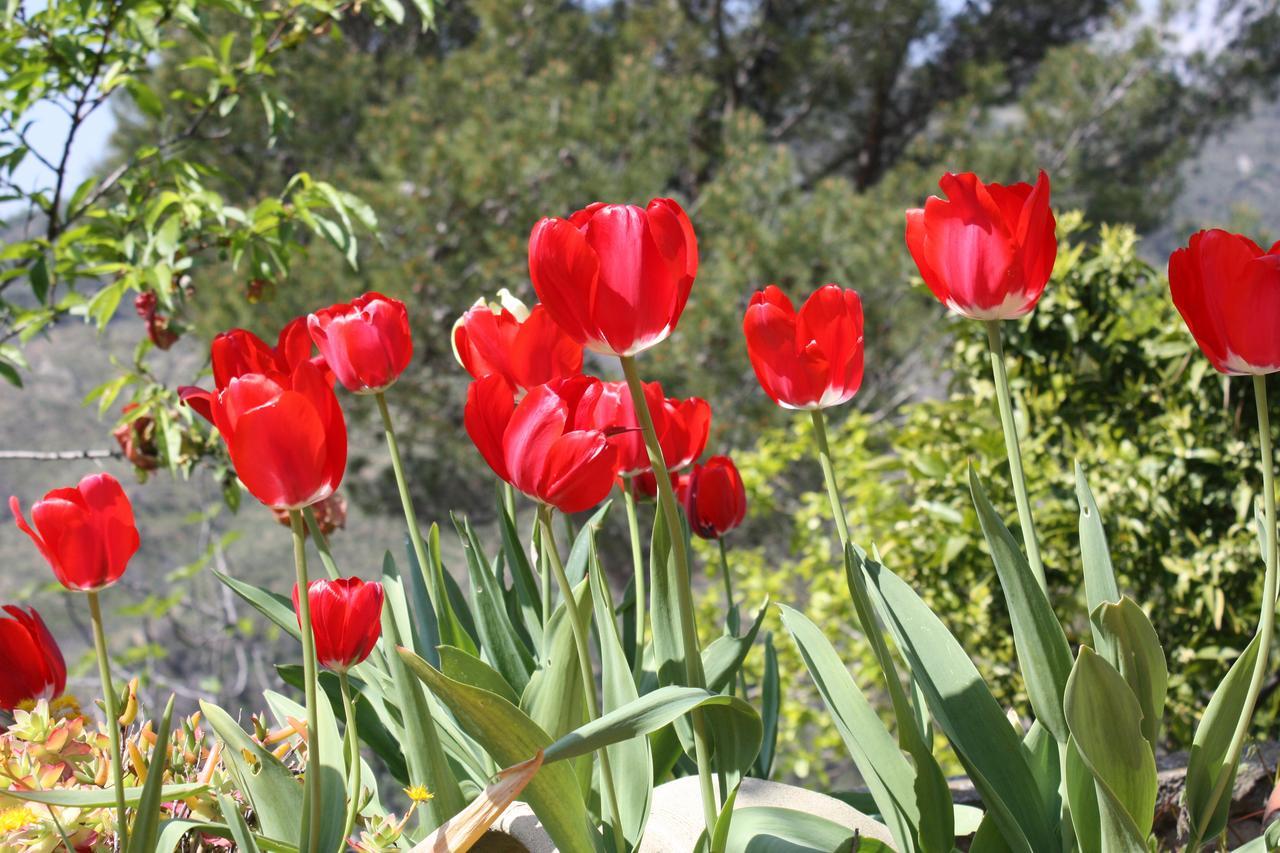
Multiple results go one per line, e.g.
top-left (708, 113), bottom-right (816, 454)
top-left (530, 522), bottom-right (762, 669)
top-left (1094, 597), bottom-right (1168, 749)
top-left (199, 700), bottom-right (301, 843)
top-left (8, 782), bottom-right (208, 809)
top-left (453, 513), bottom-right (535, 693)
top-left (128, 694), bottom-right (176, 853)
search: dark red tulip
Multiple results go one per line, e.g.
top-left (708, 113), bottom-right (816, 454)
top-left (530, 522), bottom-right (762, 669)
top-left (465, 375), bottom-right (619, 513)
top-left (10, 473), bottom-right (140, 592)
top-left (574, 380), bottom-right (667, 476)
top-left (292, 578), bottom-right (384, 671)
top-left (205, 361), bottom-right (347, 510)
top-left (1169, 229), bottom-right (1280, 375)
top-left (905, 171), bottom-right (1057, 320)
top-left (743, 285), bottom-right (864, 410)
top-left (658, 396), bottom-right (711, 472)
top-left (528, 198), bottom-right (698, 356)
top-left (0, 606), bottom-right (66, 711)
top-left (179, 317), bottom-right (330, 422)
top-left (630, 470), bottom-right (677, 502)
top-left (308, 292), bottom-right (413, 394)
top-left (452, 291), bottom-right (583, 391)
top-left (681, 456), bottom-right (747, 540)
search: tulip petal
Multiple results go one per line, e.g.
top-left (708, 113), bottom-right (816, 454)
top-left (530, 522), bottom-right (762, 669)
top-left (540, 430), bottom-right (617, 514)
top-left (529, 217), bottom-right (599, 346)
top-left (464, 376), bottom-right (516, 482)
top-left (229, 390), bottom-right (333, 509)
top-left (505, 383), bottom-right (572, 498)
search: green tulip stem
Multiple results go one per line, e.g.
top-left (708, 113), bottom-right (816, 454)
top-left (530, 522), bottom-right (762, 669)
top-left (338, 670), bottom-right (362, 851)
top-left (717, 537), bottom-right (735, 620)
top-left (984, 319), bottom-right (1047, 591)
top-left (619, 354), bottom-right (720, 838)
top-left (87, 589), bottom-right (128, 849)
top-left (303, 506), bottom-right (341, 580)
top-left (536, 504), bottom-right (626, 853)
top-left (622, 477), bottom-right (648, 677)
top-left (809, 409), bottom-right (850, 545)
top-left (377, 391), bottom-right (453, 635)
top-left (289, 509), bottom-right (323, 851)
top-left (1191, 374), bottom-right (1280, 850)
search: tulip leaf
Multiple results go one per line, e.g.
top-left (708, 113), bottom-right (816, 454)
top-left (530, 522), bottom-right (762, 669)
top-left (498, 496), bottom-right (544, 650)
top-left (521, 576), bottom-right (589, 740)
top-left (1093, 597), bottom-right (1168, 750)
top-left (779, 603), bottom-right (921, 853)
top-left (1076, 463), bottom-right (1122, 662)
top-left (263, 689), bottom-right (347, 853)
top-left (970, 466), bottom-right (1073, 743)
top-left (1064, 647), bottom-right (1156, 851)
top-left (1185, 631), bottom-right (1262, 843)
top-left (589, 535), bottom-right (652, 848)
top-left (218, 794), bottom-right (264, 853)
top-left (719, 806), bottom-right (879, 853)
top-left (213, 569), bottom-right (299, 641)
top-left (453, 513), bottom-right (535, 693)
top-left (703, 599), bottom-right (768, 693)
top-left (753, 632), bottom-right (780, 780)
top-left (856, 550), bottom-right (1059, 853)
top-left (154, 819), bottom-right (294, 852)
top-left (439, 643), bottom-right (521, 705)
top-left (8, 782), bottom-right (209, 810)
top-left (127, 694), bottom-right (176, 853)
top-left (417, 525), bottom-right (480, 657)
top-left (1064, 736), bottom-right (1102, 853)
top-left (649, 506), bottom-right (689, 691)
top-left (199, 700), bottom-right (302, 844)
top-left (398, 648), bottom-right (595, 853)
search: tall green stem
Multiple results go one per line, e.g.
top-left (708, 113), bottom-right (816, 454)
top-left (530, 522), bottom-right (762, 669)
top-left (984, 320), bottom-right (1047, 591)
top-left (87, 590), bottom-right (127, 849)
top-left (1189, 375), bottom-right (1279, 850)
top-left (376, 391), bottom-right (450, 619)
top-left (619, 354), bottom-right (720, 836)
top-left (622, 477), bottom-right (648, 677)
top-left (537, 505), bottom-right (626, 853)
top-left (303, 506), bottom-right (340, 580)
top-left (290, 509), bottom-right (322, 850)
top-left (338, 671), bottom-right (362, 851)
top-left (809, 410), bottom-right (850, 545)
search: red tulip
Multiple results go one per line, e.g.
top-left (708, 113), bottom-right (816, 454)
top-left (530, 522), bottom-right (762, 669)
top-left (743, 285), bottom-right (865, 410)
top-left (292, 578), bottom-right (384, 671)
top-left (0, 606), bottom-right (66, 711)
top-left (658, 396), bottom-right (711, 472)
top-left (574, 380), bottom-right (667, 476)
top-left (465, 375), bottom-right (619, 513)
top-left (1168, 229), bottom-right (1280, 375)
top-left (681, 456), bottom-right (747, 540)
top-left (308, 292), bottom-right (413, 394)
top-left (205, 361), bottom-right (347, 510)
top-left (10, 473), bottom-right (140, 592)
top-left (180, 317), bottom-right (330, 422)
top-left (452, 290), bottom-right (583, 391)
top-left (905, 171), bottom-right (1057, 320)
top-left (630, 470), bottom-right (677, 501)
top-left (528, 198), bottom-right (698, 356)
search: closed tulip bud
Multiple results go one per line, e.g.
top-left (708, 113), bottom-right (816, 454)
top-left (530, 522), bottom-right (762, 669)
top-left (743, 285), bottom-right (864, 410)
top-left (465, 375), bottom-right (619, 514)
top-left (905, 171), bottom-right (1057, 321)
top-left (682, 456), bottom-right (747, 540)
top-left (1169, 229), bottom-right (1280, 375)
top-left (10, 473), bottom-right (140, 592)
top-left (308, 292), bottom-right (414, 394)
top-left (0, 606), bottom-right (67, 711)
top-left (292, 578), bottom-right (384, 671)
top-left (452, 290), bottom-right (583, 391)
top-left (529, 198), bottom-right (698, 357)
top-left (657, 396), bottom-right (711, 472)
top-left (205, 361), bottom-right (348, 510)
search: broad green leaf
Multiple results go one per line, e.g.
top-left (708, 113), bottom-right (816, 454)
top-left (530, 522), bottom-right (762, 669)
top-left (1094, 598), bottom-right (1168, 749)
top-left (439, 644), bottom-right (520, 705)
top-left (1186, 632), bottom-right (1263, 843)
top-left (453, 514), bottom-right (534, 693)
top-left (262, 690), bottom-right (346, 853)
top-left (218, 795), bottom-right (263, 853)
top-left (417, 526), bottom-right (479, 656)
top-left (857, 551), bottom-right (1059, 853)
top-left (1064, 737), bottom-right (1102, 853)
top-left (199, 700), bottom-right (301, 843)
top-left (154, 819), bottom-right (294, 853)
top-left (8, 782), bottom-right (208, 809)
top-left (702, 599), bottom-right (768, 694)
top-left (128, 694), bottom-right (176, 853)
top-left (1064, 647), bottom-right (1156, 851)
top-left (590, 537), bottom-right (652, 848)
top-left (498, 497), bottom-right (543, 650)
top-left (213, 569), bottom-right (298, 640)
top-left (753, 632), bottom-right (780, 780)
top-left (970, 466), bottom-right (1073, 743)
top-left (779, 603), bottom-right (920, 853)
top-left (521, 577), bottom-right (589, 741)
top-left (398, 649), bottom-right (595, 853)
top-left (721, 806), bottom-right (872, 853)
top-left (1076, 464), bottom-right (1122, 663)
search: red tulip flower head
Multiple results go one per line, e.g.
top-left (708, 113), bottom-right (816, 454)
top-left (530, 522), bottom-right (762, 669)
top-left (205, 361), bottom-right (348, 510)
top-left (292, 578), bottom-right (384, 671)
top-left (743, 285), bottom-right (865, 410)
top-left (574, 380), bottom-right (667, 476)
top-left (465, 375), bottom-right (619, 513)
top-left (0, 606), bottom-right (67, 711)
top-left (681, 456), bottom-right (747, 540)
top-left (905, 171), bottom-right (1057, 320)
top-left (452, 290), bottom-right (583, 391)
top-left (631, 470), bottom-right (677, 502)
top-left (529, 198), bottom-right (698, 357)
top-left (658, 396), bottom-right (712, 472)
top-left (179, 317), bottom-right (331, 422)
top-left (10, 473), bottom-right (140, 592)
top-left (1168, 229), bottom-right (1280, 375)
top-left (308, 292), bottom-right (414, 394)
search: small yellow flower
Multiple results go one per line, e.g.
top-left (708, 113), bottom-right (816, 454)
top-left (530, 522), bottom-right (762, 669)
top-left (0, 805), bottom-right (38, 832)
top-left (404, 785), bottom-right (434, 804)
top-left (50, 694), bottom-right (82, 719)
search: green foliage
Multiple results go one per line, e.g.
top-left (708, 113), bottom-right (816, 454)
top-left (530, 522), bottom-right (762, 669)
top-left (711, 217), bottom-right (1274, 781)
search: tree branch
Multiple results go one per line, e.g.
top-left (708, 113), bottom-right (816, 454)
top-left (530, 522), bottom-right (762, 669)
top-left (0, 448), bottom-right (121, 461)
